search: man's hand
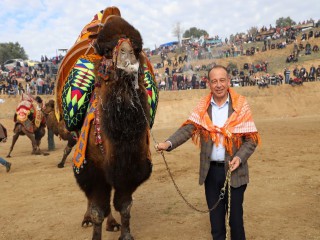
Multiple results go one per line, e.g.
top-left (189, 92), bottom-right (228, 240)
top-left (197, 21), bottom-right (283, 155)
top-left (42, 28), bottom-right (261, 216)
top-left (229, 156), bottom-right (241, 172)
top-left (155, 141), bottom-right (171, 152)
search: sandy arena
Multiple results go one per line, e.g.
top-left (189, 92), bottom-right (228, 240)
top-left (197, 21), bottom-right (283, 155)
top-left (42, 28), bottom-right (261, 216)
top-left (0, 82), bottom-right (319, 240)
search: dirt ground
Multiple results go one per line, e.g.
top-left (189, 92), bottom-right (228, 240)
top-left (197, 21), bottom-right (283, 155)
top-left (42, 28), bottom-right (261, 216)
top-left (0, 82), bottom-right (319, 240)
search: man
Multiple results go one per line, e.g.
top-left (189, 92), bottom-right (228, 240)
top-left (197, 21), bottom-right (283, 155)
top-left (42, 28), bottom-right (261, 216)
top-left (309, 65), bottom-right (316, 81)
top-left (284, 67), bottom-right (291, 84)
top-left (156, 65), bottom-right (260, 240)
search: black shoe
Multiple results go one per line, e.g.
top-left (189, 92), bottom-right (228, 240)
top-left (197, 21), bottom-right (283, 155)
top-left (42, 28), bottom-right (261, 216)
top-left (6, 162), bottom-right (11, 172)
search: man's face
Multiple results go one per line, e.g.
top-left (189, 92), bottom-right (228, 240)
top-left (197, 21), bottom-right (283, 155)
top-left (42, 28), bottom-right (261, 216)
top-left (208, 68), bottom-right (230, 101)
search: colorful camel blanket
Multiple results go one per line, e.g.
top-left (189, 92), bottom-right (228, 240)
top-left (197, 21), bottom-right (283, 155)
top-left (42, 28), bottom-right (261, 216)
top-left (183, 88), bottom-right (260, 155)
top-left (72, 96), bottom-right (97, 174)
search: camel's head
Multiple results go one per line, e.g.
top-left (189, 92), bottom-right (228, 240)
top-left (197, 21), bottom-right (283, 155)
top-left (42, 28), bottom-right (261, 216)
top-left (43, 100), bottom-right (55, 115)
top-left (92, 16), bottom-right (143, 88)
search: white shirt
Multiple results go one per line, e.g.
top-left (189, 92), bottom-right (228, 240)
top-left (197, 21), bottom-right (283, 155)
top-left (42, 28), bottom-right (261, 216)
top-left (210, 95), bottom-right (229, 161)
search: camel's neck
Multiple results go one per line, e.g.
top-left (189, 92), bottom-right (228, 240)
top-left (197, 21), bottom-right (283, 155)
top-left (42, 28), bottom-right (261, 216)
top-left (99, 84), bottom-right (149, 144)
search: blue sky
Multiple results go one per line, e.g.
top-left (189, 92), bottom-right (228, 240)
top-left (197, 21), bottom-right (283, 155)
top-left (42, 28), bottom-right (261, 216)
top-left (0, 0), bottom-right (318, 61)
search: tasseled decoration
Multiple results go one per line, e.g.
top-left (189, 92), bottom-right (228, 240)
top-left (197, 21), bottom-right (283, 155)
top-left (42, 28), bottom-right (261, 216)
top-left (182, 120), bottom-right (261, 155)
top-left (97, 56), bottom-right (113, 81)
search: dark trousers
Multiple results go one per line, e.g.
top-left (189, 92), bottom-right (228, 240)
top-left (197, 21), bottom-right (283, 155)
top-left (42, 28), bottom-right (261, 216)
top-left (205, 163), bottom-right (247, 240)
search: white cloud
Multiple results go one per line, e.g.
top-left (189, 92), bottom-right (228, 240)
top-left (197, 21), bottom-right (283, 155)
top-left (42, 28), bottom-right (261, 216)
top-left (0, 0), bottom-right (319, 61)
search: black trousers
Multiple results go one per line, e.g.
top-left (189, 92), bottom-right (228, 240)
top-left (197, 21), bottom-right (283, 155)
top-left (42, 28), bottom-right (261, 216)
top-left (205, 163), bottom-right (247, 240)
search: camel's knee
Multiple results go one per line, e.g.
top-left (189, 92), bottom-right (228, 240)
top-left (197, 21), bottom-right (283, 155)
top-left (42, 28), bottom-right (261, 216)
top-left (90, 206), bottom-right (104, 225)
top-left (119, 201), bottom-right (133, 218)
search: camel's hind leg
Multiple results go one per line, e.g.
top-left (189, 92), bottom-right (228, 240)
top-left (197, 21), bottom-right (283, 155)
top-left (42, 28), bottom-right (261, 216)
top-left (26, 131), bottom-right (41, 155)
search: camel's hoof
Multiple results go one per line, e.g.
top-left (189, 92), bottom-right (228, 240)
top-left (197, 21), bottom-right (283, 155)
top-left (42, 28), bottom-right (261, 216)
top-left (32, 150), bottom-right (41, 155)
top-left (118, 234), bottom-right (134, 240)
top-left (42, 152), bottom-right (50, 156)
top-left (81, 217), bottom-right (92, 228)
top-left (57, 163), bottom-right (64, 168)
top-left (6, 155), bottom-right (11, 158)
top-left (106, 222), bottom-right (121, 232)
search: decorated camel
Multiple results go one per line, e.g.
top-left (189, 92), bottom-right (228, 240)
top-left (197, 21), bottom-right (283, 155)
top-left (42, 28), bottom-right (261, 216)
top-left (55, 6), bottom-right (158, 240)
top-left (44, 100), bottom-right (77, 168)
top-left (7, 94), bottom-right (48, 157)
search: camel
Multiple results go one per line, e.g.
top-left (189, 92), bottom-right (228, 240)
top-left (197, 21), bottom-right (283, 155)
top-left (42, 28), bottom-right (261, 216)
top-left (7, 95), bottom-right (48, 157)
top-left (55, 8), bottom-right (158, 240)
top-left (43, 100), bottom-right (77, 168)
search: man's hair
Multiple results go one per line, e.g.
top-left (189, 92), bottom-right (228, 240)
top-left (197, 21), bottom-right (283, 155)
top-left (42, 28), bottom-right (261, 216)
top-left (207, 65), bottom-right (230, 79)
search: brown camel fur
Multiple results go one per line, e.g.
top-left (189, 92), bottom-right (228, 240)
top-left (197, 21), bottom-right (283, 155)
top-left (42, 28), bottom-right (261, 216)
top-left (72, 15), bottom-right (153, 240)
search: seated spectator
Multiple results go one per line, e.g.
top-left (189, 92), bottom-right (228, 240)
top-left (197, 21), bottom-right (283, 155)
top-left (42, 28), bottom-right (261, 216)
top-left (313, 45), bottom-right (319, 52)
top-left (0, 83), bottom-right (6, 94)
top-left (286, 54), bottom-right (298, 63)
top-left (7, 84), bottom-right (16, 97)
top-left (299, 43), bottom-right (304, 51)
top-left (293, 66), bottom-right (300, 77)
top-left (305, 42), bottom-right (311, 55)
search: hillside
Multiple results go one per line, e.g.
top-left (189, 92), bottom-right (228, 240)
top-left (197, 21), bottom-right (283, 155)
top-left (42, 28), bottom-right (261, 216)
top-left (150, 27), bottom-right (320, 76)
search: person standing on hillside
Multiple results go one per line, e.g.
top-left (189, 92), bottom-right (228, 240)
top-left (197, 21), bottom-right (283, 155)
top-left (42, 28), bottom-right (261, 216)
top-left (156, 65), bottom-right (260, 240)
top-left (284, 67), bottom-right (291, 84)
top-left (0, 123), bottom-right (11, 172)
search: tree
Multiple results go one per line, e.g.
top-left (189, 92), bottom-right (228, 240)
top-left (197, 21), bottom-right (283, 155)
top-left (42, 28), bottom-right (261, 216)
top-left (172, 22), bottom-right (183, 46)
top-left (247, 26), bottom-right (259, 37)
top-left (183, 27), bottom-right (208, 39)
top-left (276, 17), bottom-right (296, 28)
top-left (0, 42), bottom-right (28, 64)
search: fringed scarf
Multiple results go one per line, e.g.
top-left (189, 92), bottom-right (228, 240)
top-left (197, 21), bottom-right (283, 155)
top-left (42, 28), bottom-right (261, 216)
top-left (183, 88), bottom-right (260, 155)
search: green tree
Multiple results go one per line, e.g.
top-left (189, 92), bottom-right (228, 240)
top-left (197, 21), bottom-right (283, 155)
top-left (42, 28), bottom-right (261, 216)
top-left (275, 17), bottom-right (296, 28)
top-left (0, 42), bottom-right (28, 64)
top-left (183, 27), bottom-right (208, 39)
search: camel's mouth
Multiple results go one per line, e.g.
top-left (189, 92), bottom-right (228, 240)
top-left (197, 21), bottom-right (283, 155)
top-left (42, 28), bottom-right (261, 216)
top-left (115, 66), bottom-right (140, 89)
top-left (116, 61), bottom-right (140, 74)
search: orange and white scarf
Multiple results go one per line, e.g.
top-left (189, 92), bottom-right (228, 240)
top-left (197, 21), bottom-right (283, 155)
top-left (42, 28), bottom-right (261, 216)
top-left (183, 88), bottom-right (260, 155)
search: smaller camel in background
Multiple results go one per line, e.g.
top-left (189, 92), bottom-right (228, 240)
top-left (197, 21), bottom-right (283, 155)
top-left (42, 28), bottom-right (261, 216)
top-left (44, 100), bottom-right (77, 168)
top-left (7, 95), bottom-right (48, 157)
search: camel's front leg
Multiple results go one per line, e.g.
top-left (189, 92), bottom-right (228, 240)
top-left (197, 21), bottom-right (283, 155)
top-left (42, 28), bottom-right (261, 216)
top-left (119, 201), bottom-right (133, 240)
top-left (6, 132), bottom-right (19, 157)
top-left (106, 211), bottom-right (121, 232)
top-left (57, 145), bottom-right (73, 168)
top-left (114, 191), bottom-right (134, 240)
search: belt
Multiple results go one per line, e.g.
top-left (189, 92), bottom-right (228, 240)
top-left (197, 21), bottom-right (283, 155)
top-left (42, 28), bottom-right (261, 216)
top-left (210, 161), bottom-right (225, 167)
